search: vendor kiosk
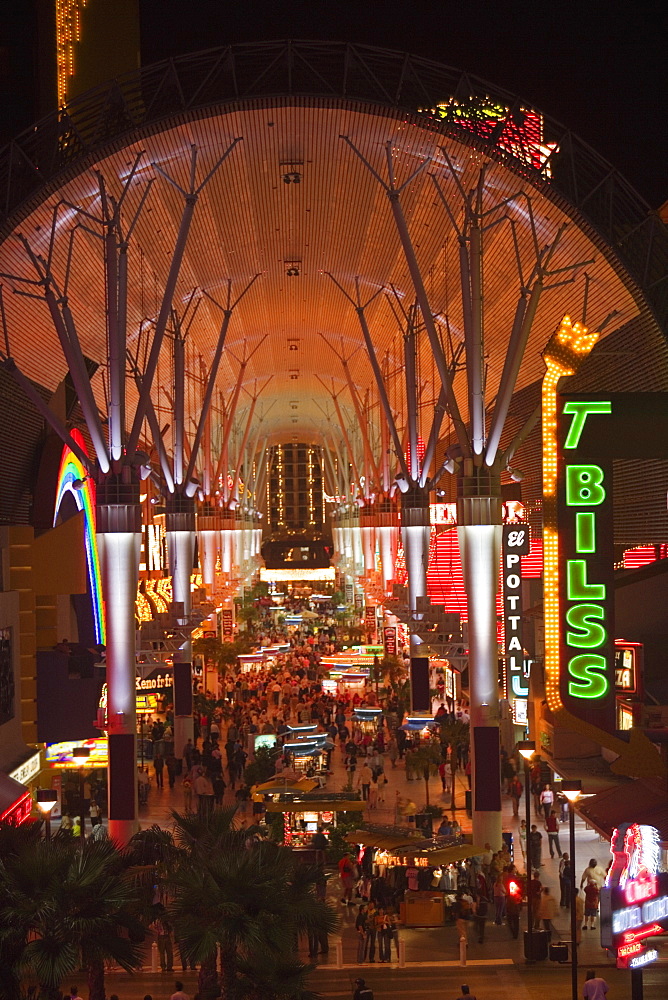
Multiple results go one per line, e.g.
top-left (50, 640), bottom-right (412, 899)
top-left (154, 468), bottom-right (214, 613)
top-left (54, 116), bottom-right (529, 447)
top-left (353, 707), bottom-right (383, 737)
top-left (346, 826), bottom-right (483, 927)
top-left (263, 791), bottom-right (365, 848)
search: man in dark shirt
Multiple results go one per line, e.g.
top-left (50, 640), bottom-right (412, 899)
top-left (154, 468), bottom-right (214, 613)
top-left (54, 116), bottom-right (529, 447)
top-left (528, 824), bottom-right (543, 867)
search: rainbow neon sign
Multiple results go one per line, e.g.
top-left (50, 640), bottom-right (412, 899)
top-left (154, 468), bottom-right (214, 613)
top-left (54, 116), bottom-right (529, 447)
top-left (54, 429), bottom-right (105, 644)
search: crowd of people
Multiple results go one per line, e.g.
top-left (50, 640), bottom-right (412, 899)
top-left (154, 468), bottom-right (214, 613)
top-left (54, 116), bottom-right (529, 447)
top-left (51, 600), bottom-right (615, 991)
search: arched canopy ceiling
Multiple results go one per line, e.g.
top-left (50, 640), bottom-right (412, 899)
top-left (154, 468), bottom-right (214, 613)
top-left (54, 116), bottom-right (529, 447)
top-left (0, 43), bottom-right (661, 485)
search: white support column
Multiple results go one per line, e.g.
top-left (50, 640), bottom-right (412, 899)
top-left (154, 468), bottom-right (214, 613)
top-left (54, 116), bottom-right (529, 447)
top-left (199, 531), bottom-right (218, 587)
top-left (377, 525), bottom-right (399, 593)
top-left (166, 499), bottom-right (196, 760)
top-left (96, 484), bottom-right (142, 843)
top-left (457, 491), bottom-right (503, 850)
top-left (361, 524), bottom-right (375, 573)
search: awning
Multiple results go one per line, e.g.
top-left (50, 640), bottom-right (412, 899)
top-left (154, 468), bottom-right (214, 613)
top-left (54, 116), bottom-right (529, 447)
top-left (345, 829), bottom-right (485, 864)
top-left (266, 799), bottom-right (366, 813)
top-left (575, 778), bottom-right (668, 841)
top-left (252, 776), bottom-right (318, 795)
top-left (346, 830), bottom-right (420, 850)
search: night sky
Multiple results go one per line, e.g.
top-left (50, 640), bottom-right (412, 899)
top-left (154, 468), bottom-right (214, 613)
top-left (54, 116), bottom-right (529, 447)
top-left (139, 0), bottom-right (666, 208)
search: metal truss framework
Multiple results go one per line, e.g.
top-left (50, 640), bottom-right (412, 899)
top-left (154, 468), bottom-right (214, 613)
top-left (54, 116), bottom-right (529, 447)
top-left (0, 40), bottom-right (664, 850)
top-left (0, 41), bottom-right (665, 325)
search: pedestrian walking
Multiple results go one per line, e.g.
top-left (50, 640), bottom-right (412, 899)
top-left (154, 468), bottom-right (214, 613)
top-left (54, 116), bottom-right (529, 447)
top-left (580, 858), bottom-right (607, 890)
top-left (182, 773), bottom-right (193, 812)
top-left (453, 892), bottom-right (471, 941)
top-left (376, 906), bottom-right (392, 962)
top-left (165, 752), bottom-right (178, 789)
top-left (559, 853), bottom-right (571, 907)
top-left (493, 875), bottom-right (507, 924)
top-left (509, 775), bottom-right (523, 817)
top-left (583, 878), bottom-right (600, 930)
top-left (454, 988), bottom-right (478, 1000)
top-left (352, 977), bottom-right (374, 1000)
top-left (194, 771), bottom-right (214, 819)
top-left (355, 904), bottom-right (368, 963)
top-left (89, 799), bottom-right (102, 827)
top-left (150, 911), bottom-right (173, 972)
top-left (338, 852), bottom-right (356, 905)
top-left (473, 894), bottom-right (488, 943)
top-left (358, 762), bottom-right (373, 800)
top-left (538, 886), bottom-right (558, 939)
top-left (583, 970), bottom-right (609, 999)
top-left (528, 824), bottom-right (543, 867)
top-left (545, 810), bottom-right (562, 857)
top-left (539, 783), bottom-right (554, 821)
top-left (153, 752), bottom-right (164, 789)
top-left (506, 890), bottom-right (521, 939)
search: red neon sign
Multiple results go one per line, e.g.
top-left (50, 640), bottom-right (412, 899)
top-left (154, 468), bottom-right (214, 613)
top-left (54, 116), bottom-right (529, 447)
top-left (621, 923), bottom-right (664, 945)
top-left (0, 790), bottom-right (32, 826)
top-left (624, 873), bottom-right (658, 904)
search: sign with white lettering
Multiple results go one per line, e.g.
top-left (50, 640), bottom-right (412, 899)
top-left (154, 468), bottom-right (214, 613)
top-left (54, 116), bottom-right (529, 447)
top-left (600, 822), bottom-right (668, 969)
top-left (502, 523), bottom-right (530, 701)
top-left (383, 625), bottom-right (398, 657)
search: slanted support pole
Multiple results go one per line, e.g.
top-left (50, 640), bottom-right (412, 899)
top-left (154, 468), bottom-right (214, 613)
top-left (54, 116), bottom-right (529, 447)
top-left (127, 139), bottom-right (242, 457)
top-left (185, 275), bottom-right (260, 488)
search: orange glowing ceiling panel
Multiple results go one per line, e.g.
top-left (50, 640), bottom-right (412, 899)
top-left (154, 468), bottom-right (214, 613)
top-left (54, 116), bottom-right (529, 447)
top-left (0, 101), bottom-right (643, 457)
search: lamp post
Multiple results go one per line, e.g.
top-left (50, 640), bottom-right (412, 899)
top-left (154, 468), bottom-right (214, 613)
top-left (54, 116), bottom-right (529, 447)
top-left (518, 740), bottom-right (536, 963)
top-left (562, 779), bottom-right (582, 1000)
top-left (36, 789), bottom-right (58, 839)
top-left (71, 747), bottom-right (91, 841)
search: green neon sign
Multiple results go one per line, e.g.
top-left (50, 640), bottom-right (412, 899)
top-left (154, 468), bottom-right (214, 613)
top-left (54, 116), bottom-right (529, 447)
top-left (562, 400), bottom-right (612, 448)
top-left (561, 399), bottom-right (613, 705)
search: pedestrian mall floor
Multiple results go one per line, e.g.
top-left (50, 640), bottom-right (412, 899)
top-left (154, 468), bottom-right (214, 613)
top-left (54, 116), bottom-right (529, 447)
top-left (73, 711), bottom-right (667, 1000)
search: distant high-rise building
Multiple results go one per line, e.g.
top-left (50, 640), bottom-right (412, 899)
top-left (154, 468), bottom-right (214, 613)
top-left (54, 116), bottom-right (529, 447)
top-left (268, 443), bottom-right (324, 532)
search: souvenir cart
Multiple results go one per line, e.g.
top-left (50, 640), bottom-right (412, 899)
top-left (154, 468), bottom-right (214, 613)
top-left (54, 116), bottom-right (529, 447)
top-left (353, 707), bottom-right (383, 738)
top-left (282, 733), bottom-right (334, 779)
top-left (237, 653), bottom-right (265, 673)
top-left (346, 826), bottom-right (483, 926)
top-left (264, 790), bottom-right (365, 849)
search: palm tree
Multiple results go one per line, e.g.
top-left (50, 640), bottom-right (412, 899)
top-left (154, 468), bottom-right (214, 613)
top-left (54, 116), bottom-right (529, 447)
top-left (0, 828), bottom-right (144, 1000)
top-left (408, 736), bottom-right (443, 807)
top-left (438, 719), bottom-right (470, 814)
top-left (166, 811), bottom-right (336, 999)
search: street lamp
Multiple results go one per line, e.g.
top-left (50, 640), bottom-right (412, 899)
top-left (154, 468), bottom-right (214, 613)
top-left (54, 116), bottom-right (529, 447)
top-left (561, 779), bottom-right (582, 1000)
top-left (71, 747), bottom-right (90, 841)
top-left (517, 740), bottom-right (536, 963)
top-left (36, 789), bottom-right (58, 839)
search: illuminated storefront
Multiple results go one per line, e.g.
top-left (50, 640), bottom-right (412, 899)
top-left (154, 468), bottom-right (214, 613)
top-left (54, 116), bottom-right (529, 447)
top-left (601, 823), bottom-right (668, 969)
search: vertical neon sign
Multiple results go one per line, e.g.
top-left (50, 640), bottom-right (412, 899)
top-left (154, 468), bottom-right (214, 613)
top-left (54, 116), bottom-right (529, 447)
top-left (541, 316), bottom-right (600, 718)
top-left (502, 522), bottom-right (530, 700)
top-left (559, 401), bottom-right (614, 722)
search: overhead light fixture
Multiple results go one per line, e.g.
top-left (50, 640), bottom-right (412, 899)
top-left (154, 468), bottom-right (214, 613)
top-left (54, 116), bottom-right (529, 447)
top-left (286, 266), bottom-right (300, 277)
top-left (282, 171), bottom-right (302, 184)
top-left (517, 739), bottom-right (535, 761)
top-left (36, 789), bottom-right (58, 813)
top-left (561, 779), bottom-right (582, 803)
top-left (71, 746), bottom-right (91, 768)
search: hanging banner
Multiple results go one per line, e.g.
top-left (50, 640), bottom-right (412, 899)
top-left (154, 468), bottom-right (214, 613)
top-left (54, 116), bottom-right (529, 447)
top-left (221, 608), bottom-right (234, 640)
top-left (383, 626), bottom-right (398, 657)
